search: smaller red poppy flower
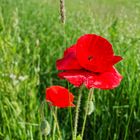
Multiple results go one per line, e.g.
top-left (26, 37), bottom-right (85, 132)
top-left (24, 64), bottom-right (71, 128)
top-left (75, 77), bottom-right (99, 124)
top-left (46, 86), bottom-right (75, 108)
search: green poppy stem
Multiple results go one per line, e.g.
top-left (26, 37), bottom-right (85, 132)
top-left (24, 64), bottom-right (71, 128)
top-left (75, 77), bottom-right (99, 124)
top-left (73, 86), bottom-right (84, 140)
top-left (52, 108), bottom-right (62, 140)
top-left (81, 88), bottom-right (94, 139)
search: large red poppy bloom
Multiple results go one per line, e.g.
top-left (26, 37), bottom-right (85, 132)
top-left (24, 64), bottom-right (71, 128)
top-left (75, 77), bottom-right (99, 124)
top-left (46, 86), bottom-right (75, 108)
top-left (56, 34), bottom-right (123, 89)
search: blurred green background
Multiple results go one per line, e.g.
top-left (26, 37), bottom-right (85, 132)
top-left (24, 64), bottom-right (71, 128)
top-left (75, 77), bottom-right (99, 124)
top-left (0, 0), bottom-right (140, 139)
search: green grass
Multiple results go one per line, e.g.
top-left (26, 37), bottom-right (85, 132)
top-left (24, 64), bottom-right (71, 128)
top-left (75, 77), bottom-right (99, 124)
top-left (0, 0), bottom-right (140, 139)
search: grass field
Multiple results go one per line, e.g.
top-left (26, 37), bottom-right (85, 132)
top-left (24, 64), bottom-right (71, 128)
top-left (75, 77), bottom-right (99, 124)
top-left (0, 0), bottom-right (140, 140)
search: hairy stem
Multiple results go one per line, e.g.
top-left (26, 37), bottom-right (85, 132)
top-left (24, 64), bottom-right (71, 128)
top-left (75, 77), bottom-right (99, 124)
top-left (81, 88), bottom-right (94, 139)
top-left (52, 108), bottom-right (62, 140)
top-left (73, 86), bottom-right (83, 140)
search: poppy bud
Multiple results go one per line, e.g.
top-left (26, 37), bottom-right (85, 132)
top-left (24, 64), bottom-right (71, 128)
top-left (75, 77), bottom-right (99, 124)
top-left (87, 101), bottom-right (95, 115)
top-left (40, 119), bottom-right (51, 136)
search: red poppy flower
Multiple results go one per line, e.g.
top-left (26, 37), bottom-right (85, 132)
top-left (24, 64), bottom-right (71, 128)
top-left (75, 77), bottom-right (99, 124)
top-left (46, 86), bottom-right (75, 108)
top-left (56, 34), bottom-right (123, 89)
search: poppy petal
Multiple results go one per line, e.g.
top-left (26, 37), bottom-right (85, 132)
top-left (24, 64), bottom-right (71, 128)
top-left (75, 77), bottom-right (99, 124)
top-left (58, 70), bottom-right (86, 87)
top-left (56, 45), bottom-right (82, 70)
top-left (76, 34), bottom-right (114, 72)
top-left (46, 86), bottom-right (75, 108)
top-left (85, 67), bottom-right (123, 89)
top-left (58, 67), bottom-right (122, 89)
top-left (113, 56), bottom-right (123, 65)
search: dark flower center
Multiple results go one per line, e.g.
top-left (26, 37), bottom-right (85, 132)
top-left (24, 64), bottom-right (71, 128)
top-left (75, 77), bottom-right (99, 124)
top-left (88, 56), bottom-right (93, 61)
